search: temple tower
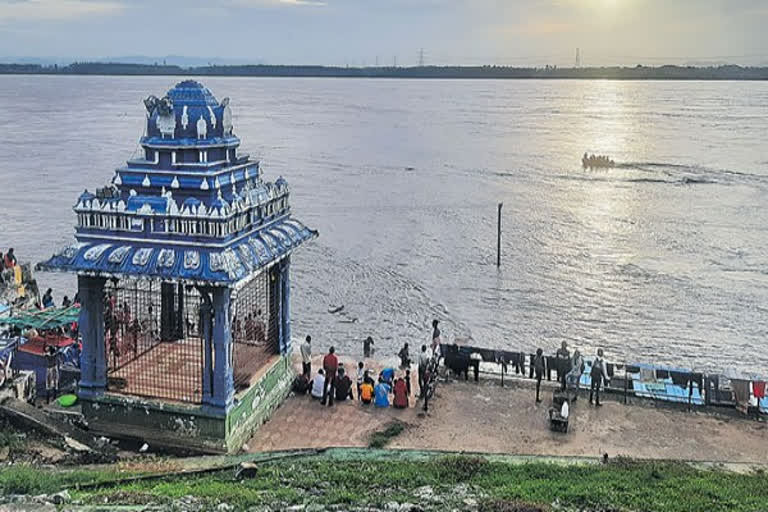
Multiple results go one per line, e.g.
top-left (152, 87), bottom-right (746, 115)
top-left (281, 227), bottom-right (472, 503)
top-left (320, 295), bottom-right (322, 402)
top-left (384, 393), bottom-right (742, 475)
top-left (41, 81), bottom-right (316, 452)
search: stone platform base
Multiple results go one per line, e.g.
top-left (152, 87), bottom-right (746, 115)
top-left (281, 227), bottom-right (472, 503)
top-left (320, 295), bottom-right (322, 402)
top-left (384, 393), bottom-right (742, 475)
top-left (80, 355), bottom-right (294, 453)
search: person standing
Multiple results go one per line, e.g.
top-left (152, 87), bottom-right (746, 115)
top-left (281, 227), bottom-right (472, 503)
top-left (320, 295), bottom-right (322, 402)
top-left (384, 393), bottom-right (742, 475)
top-left (356, 362), bottom-right (365, 400)
top-left (398, 342), bottom-right (411, 368)
top-left (590, 348), bottom-right (609, 406)
top-left (42, 288), bottom-right (55, 309)
top-left (533, 348), bottom-right (545, 403)
top-left (4, 248), bottom-right (16, 269)
top-left (45, 345), bottom-right (59, 403)
top-left (363, 336), bottom-right (374, 358)
top-left (321, 346), bottom-right (338, 406)
top-left (568, 349), bottom-right (584, 400)
top-left (431, 320), bottom-right (441, 355)
top-left (555, 341), bottom-right (571, 391)
top-left (300, 335), bottom-right (312, 378)
top-left (417, 345), bottom-right (430, 398)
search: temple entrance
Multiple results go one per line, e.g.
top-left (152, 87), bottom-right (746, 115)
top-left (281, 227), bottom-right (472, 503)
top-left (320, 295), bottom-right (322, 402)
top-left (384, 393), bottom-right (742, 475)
top-left (103, 279), bottom-right (204, 404)
top-left (232, 265), bottom-right (281, 392)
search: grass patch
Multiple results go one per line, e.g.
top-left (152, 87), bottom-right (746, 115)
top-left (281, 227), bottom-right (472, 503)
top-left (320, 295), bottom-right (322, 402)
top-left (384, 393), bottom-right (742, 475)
top-left (368, 422), bottom-right (406, 448)
top-left (1, 454), bottom-right (767, 511)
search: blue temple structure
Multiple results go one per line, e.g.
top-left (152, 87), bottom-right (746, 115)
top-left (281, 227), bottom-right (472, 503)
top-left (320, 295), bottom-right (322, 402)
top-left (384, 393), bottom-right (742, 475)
top-left (40, 80), bottom-right (316, 452)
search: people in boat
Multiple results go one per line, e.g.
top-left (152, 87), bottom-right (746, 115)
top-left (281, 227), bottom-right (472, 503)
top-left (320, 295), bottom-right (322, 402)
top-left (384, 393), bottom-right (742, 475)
top-left (393, 377), bottom-right (409, 408)
top-left (398, 342), bottom-right (411, 368)
top-left (61, 296), bottom-right (72, 308)
top-left (0, 252), bottom-right (4, 272)
top-left (310, 369), bottom-right (325, 399)
top-left (42, 288), bottom-right (55, 309)
top-left (582, 154), bottom-right (615, 169)
top-left (335, 367), bottom-right (354, 402)
top-left (4, 248), bottom-right (16, 269)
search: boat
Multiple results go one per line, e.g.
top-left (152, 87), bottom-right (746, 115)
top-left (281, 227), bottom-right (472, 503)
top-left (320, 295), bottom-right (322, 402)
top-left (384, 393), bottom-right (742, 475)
top-left (582, 153), bottom-right (615, 169)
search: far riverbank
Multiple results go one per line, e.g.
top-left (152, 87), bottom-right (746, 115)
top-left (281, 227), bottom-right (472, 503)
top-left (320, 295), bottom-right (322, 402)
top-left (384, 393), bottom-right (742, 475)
top-left (3, 62), bottom-right (768, 80)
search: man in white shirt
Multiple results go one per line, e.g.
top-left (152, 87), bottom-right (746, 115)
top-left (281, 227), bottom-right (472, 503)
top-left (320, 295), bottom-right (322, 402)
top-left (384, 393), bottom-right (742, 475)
top-left (300, 335), bottom-right (312, 377)
top-left (418, 345), bottom-right (430, 398)
top-left (311, 369), bottom-right (325, 399)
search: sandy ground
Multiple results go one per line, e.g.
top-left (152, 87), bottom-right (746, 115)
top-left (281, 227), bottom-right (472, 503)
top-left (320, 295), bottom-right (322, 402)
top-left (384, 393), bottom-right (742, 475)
top-left (246, 355), bottom-right (768, 464)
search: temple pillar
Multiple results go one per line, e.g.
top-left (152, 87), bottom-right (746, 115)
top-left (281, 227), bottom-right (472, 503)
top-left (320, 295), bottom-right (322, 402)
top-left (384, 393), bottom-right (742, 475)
top-left (199, 289), bottom-right (214, 406)
top-left (280, 257), bottom-right (291, 355)
top-left (210, 287), bottom-right (234, 411)
top-left (160, 282), bottom-right (175, 341)
top-left (176, 282), bottom-right (185, 339)
top-left (78, 275), bottom-right (107, 398)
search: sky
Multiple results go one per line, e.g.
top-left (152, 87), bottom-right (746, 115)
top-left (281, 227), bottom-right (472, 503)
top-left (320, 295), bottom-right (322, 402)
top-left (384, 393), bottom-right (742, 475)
top-left (1, 0), bottom-right (767, 67)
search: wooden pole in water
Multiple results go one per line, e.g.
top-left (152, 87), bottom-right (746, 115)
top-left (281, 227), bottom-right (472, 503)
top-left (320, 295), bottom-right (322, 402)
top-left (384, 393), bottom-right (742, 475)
top-left (497, 203), bottom-right (503, 267)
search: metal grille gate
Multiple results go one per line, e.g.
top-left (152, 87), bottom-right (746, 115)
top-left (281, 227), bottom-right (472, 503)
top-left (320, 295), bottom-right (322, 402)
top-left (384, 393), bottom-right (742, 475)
top-left (104, 279), bottom-right (204, 404)
top-left (232, 266), bottom-right (280, 392)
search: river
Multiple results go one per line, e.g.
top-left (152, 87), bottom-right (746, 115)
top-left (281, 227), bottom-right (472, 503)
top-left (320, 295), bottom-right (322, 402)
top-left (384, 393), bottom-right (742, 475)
top-left (1, 75), bottom-right (767, 373)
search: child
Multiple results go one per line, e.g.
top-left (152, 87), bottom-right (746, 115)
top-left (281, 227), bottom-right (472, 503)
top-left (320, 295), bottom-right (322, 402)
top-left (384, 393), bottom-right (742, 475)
top-left (357, 361), bottom-right (365, 400)
top-left (360, 380), bottom-right (374, 405)
top-left (405, 368), bottom-right (412, 396)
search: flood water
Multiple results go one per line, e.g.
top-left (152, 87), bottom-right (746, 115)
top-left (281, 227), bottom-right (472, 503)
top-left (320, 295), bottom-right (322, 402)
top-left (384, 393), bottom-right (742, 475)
top-left (1, 75), bottom-right (767, 373)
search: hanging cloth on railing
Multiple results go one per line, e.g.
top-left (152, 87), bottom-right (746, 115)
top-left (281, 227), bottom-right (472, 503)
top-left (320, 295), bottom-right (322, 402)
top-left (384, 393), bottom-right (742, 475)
top-left (753, 381), bottom-right (766, 399)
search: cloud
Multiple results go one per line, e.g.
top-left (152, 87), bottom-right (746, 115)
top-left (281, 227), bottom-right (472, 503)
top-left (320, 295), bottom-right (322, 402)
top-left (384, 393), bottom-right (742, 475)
top-left (279, 0), bottom-right (326, 5)
top-left (227, 0), bottom-right (326, 6)
top-left (0, 0), bottom-right (124, 21)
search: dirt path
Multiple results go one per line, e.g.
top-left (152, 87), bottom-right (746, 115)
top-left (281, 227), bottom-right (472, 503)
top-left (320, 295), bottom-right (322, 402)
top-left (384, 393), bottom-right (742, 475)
top-left (392, 379), bottom-right (768, 463)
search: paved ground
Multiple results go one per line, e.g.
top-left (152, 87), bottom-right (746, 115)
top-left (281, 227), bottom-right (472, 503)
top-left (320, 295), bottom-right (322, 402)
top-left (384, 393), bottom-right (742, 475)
top-left (246, 355), bottom-right (768, 463)
top-left (247, 354), bottom-right (422, 451)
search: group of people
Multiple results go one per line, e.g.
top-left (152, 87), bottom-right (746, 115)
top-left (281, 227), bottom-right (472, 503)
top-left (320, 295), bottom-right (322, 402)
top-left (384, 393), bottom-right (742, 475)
top-left (295, 319), bottom-right (444, 410)
top-left (532, 341), bottom-right (609, 406)
top-left (0, 248), bottom-right (17, 271)
top-left (38, 288), bottom-right (77, 311)
top-left (581, 153), bottom-right (615, 169)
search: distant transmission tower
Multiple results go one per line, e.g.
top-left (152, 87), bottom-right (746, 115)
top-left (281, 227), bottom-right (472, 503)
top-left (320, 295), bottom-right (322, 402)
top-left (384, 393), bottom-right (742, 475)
top-left (419, 48), bottom-right (425, 67)
top-left (575, 48), bottom-right (581, 68)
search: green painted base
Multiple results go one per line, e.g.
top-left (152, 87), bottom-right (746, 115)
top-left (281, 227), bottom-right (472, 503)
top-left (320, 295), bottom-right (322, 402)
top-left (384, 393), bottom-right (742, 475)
top-left (80, 356), bottom-right (295, 453)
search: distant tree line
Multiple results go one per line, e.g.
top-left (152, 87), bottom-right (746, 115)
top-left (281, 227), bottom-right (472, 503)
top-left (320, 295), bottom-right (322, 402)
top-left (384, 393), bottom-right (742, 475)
top-left (1, 62), bottom-right (768, 80)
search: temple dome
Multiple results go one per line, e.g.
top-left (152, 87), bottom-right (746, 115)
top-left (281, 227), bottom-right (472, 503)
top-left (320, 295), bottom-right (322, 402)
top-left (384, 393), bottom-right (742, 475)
top-left (166, 80), bottom-right (219, 107)
top-left (143, 80), bottom-right (235, 143)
